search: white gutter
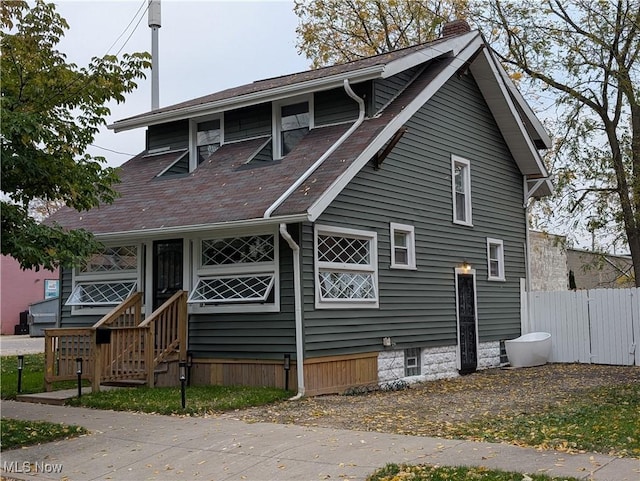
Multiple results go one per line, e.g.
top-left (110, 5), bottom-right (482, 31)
top-left (279, 223), bottom-right (305, 399)
top-left (94, 214), bottom-right (309, 242)
top-left (263, 79), bottom-right (366, 219)
top-left (110, 66), bottom-right (382, 133)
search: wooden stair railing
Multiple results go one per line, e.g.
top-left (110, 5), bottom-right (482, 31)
top-left (44, 293), bottom-right (143, 391)
top-left (45, 291), bottom-right (187, 392)
top-left (137, 291), bottom-right (188, 388)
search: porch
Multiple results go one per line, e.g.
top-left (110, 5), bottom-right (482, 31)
top-left (44, 291), bottom-right (187, 392)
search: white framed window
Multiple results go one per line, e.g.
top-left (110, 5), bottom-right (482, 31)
top-left (390, 223), bottom-right (416, 269)
top-left (273, 96), bottom-right (312, 159)
top-left (189, 114), bottom-right (223, 171)
top-left (487, 238), bottom-right (505, 281)
top-left (67, 245), bottom-right (140, 314)
top-left (314, 225), bottom-right (378, 309)
top-left (188, 230), bottom-right (279, 313)
top-left (452, 155), bottom-right (472, 226)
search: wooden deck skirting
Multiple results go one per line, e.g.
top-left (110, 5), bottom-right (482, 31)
top-left (190, 352), bottom-right (379, 396)
top-left (304, 352), bottom-right (378, 396)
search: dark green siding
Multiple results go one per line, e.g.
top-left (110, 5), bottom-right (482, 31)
top-left (314, 82), bottom-right (372, 126)
top-left (147, 120), bottom-right (189, 151)
top-left (304, 72), bottom-right (526, 358)
top-left (188, 225), bottom-right (298, 360)
top-left (373, 66), bottom-right (422, 112)
top-left (224, 103), bottom-right (271, 142)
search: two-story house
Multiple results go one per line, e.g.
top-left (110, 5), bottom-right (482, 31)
top-left (49, 21), bottom-right (552, 396)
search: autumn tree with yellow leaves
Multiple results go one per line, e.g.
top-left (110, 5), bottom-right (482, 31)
top-left (295, 0), bottom-right (640, 286)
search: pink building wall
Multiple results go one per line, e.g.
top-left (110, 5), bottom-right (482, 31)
top-left (1, 256), bottom-right (59, 335)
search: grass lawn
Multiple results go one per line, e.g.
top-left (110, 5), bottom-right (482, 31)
top-left (367, 464), bottom-right (582, 481)
top-left (449, 383), bottom-right (640, 457)
top-left (1, 353), bottom-right (47, 399)
top-left (0, 418), bottom-right (87, 451)
top-left (66, 384), bottom-right (292, 415)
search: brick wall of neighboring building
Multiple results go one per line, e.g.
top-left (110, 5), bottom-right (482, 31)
top-left (567, 249), bottom-right (634, 290)
top-left (530, 231), bottom-right (569, 291)
top-left (0, 256), bottom-right (59, 335)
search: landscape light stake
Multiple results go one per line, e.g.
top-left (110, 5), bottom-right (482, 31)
top-left (17, 355), bottom-right (24, 394)
top-left (283, 354), bottom-right (291, 391)
top-left (179, 361), bottom-right (187, 409)
top-left (76, 357), bottom-right (83, 398)
top-left (186, 351), bottom-right (193, 387)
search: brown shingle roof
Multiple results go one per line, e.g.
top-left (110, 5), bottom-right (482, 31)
top-left (112, 36), bottom-right (456, 127)
top-left (49, 124), bottom-right (352, 234)
top-left (49, 58), bottom-right (453, 235)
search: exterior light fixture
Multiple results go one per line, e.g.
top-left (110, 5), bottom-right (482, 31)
top-left (17, 355), bottom-right (24, 394)
top-left (461, 261), bottom-right (472, 273)
top-left (76, 357), bottom-right (83, 398)
top-left (179, 361), bottom-right (187, 409)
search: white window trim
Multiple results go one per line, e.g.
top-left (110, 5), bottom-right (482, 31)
top-left (389, 222), bottom-right (416, 270)
top-left (451, 155), bottom-right (473, 226)
top-left (189, 113), bottom-right (224, 172)
top-left (189, 229), bottom-right (280, 314)
top-left (272, 95), bottom-right (314, 160)
top-left (486, 237), bottom-right (506, 281)
top-left (314, 224), bottom-right (379, 309)
top-left (70, 243), bottom-right (142, 316)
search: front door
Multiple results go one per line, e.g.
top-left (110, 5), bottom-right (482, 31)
top-left (153, 239), bottom-right (183, 310)
top-left (457, 272), bottom-right (477, 374)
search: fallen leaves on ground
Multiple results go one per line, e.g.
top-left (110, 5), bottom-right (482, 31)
top-left (233, 364), bottom-right (640, 457)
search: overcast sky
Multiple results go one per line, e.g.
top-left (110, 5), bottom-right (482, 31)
top-left (55, 0), bottom-right (309, 167)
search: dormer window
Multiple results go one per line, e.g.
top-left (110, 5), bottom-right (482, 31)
top-left (190, 115), bottom-right (223, 171)
top-left (273, 97), bottom-right (312, 159)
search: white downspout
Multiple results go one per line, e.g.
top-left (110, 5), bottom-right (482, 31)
top-left (264, 79), bottom-right (366, 218)
top-left (279, 223), bottom-right (305, 399)
top-left (523, 175), bottom-right (532, 334)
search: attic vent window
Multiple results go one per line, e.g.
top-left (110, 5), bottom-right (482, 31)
top-left (281, 102), bottom-right (309, 155)
top-left (273, 97), bottom-right (312, 159)
top-left (197, 119), bottom-right (221, 163)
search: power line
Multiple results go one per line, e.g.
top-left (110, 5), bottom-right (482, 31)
top-left (104, 0), bottom-right (148, 57)
top-left (90, 144), bottom-right (136, 156)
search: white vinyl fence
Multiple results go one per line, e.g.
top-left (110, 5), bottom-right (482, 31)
top-left (524, 287), bottom-right (640, 366)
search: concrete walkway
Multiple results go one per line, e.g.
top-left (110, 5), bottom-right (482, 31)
top-left (1, 401), bottom-right (638, 481)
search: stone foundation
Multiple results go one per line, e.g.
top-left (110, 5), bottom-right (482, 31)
top-left (378, 341), bottom-right (501, 384)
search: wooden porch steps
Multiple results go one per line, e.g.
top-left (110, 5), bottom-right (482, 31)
top-left (101, 379), bottom-right (147, 387)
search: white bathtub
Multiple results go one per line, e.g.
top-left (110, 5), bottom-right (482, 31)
top-left (505, 332), bottom-right (552, 368)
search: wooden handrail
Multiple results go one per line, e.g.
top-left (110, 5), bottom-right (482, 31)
top-left (93, 292), bottom-right (143, 329)
top-left (138, 290), bottom-right (185, 327)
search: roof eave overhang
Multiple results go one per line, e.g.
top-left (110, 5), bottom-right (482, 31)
top-left (381, 30), bottom-right (480, 78)
top-left (469, 48), bottom-right (550, 181)
top-left (93, 213), bottom-right (309, 242)
top-left (109, 65), bottom-right (386, 133)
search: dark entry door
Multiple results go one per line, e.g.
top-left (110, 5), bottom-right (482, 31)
top-left (153, 239), bottom-right (183, 310)
top-left (457, 273), bottom-right (477, 374)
